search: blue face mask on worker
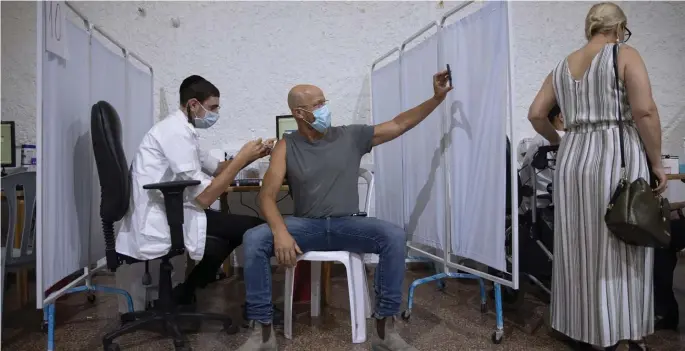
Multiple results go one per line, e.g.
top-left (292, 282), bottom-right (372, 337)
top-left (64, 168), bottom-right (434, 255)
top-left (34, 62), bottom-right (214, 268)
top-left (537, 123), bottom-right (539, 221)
top-left (304, 105), bottom-right (331, 133)
top-left (194, 103), bottom-right (219, 129)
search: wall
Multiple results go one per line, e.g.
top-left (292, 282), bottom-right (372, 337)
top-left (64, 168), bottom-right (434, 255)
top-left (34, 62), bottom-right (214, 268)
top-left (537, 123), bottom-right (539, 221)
top-left (509, 1), bottom-right (685, 157)
top-left (1, 1), bottom-right (37, 146)
top-left (2, 1), bottom-right (684, 154)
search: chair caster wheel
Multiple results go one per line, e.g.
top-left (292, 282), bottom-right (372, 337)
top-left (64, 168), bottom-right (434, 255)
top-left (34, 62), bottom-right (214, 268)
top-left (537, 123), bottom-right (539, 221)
top-left (142, 272), bottom-right (152, 286)
top-left (174, 341), bottom-right (191, 351)
top-left (224, 320), bottom-right (239, 335)
top-left (87, 293), bottom-right (96, 303)
top-left (104, 343), bottom-right (121, 351)
top-left (120, 313), bottom-right (136, 324)
top-left (401, 310), bottom-right (411, 321)
top-left (491, 330), bottom-right (504, 344)
top-left (480, 303), bottom-right (488, 313)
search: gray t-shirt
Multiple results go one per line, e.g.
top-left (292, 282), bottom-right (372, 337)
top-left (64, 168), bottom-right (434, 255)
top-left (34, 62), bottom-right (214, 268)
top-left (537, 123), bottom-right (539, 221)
top-left (284, 124), bottom-right (374, 218)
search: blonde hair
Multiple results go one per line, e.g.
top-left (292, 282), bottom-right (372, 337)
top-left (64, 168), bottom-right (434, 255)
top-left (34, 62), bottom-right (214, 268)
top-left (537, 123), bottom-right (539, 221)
top-left (584, 2), bottom-right (627, 41)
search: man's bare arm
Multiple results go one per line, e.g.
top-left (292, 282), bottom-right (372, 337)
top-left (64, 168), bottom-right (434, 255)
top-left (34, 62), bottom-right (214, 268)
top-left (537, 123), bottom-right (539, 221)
top-left (213, 160), bottom-right (231, 177)
top-left (371, 70), bottom-right (452, 147)
top-left (196, 157), bottom-right (246, 208)
top-left (258, 139), bottom-right (289, 236)
top-left (371, 96), bottom-right (444, 147)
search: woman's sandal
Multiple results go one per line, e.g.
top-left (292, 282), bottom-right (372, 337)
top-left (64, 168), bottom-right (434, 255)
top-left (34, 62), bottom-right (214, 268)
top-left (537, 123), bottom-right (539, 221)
top-left (605, 340), bottom-right (649, 351)
top-left (627, 341), bottom-right (648, 351)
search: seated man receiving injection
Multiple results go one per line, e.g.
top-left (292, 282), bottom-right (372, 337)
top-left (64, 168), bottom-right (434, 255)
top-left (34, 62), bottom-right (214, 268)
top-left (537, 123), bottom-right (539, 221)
top-left (236, 70), bottom-right (452, 351)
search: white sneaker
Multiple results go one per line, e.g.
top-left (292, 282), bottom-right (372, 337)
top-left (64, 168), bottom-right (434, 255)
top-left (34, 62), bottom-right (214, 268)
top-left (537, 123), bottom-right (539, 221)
top-left (236, 321), bottom-right (278, 351)
top-left (370, 317), bottom-right (418, 351)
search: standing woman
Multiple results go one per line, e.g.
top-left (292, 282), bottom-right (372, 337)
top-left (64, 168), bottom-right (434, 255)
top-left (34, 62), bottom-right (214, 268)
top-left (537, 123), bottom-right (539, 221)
top-left (527, 2), bottom-right (667, 350)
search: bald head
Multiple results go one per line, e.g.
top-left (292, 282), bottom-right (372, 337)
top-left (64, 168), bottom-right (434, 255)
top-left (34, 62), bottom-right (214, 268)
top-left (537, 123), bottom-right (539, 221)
top-left (287, 84), bottom-right (324, 111)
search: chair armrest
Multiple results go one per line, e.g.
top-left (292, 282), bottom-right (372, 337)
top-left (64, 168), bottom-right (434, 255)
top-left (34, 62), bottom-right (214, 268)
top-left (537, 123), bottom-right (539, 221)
top-left (519, 185), bottom-right (535, 197)
top-left (143, 180), bottom-right (201, 252)
top-left (537, 145), bottom-right (559, 154)
top-left (143, 180), bottom-right (200, 190)
top-left (531, 145), bottom-right (559, 170)
top-left (537, 194), bottom-right (552, 202)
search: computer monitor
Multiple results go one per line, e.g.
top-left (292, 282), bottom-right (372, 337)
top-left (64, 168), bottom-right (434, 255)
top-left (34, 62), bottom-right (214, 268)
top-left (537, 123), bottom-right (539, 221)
top-left (1, 121), bottom-right (16, 168)
top-left (276, 115), bottom-right (298, 140)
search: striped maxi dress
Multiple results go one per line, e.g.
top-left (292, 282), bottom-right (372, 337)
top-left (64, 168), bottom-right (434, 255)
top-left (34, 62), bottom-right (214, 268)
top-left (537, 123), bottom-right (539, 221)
top-left (550, 43), bottom-right (654, 347)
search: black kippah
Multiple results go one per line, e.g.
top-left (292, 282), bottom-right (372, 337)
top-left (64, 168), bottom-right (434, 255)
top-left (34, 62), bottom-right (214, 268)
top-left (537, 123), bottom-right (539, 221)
top-left (179, 75), bottom-right (206, 93)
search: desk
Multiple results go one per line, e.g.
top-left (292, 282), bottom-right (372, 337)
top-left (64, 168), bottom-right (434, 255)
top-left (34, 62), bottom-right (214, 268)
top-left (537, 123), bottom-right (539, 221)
top-left (667, 174), bottom-right (685, 181)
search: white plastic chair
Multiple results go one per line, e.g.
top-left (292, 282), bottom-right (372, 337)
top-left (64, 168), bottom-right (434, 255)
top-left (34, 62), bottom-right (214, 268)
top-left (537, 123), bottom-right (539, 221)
top-left (283, 168), bottom-right (374, 344)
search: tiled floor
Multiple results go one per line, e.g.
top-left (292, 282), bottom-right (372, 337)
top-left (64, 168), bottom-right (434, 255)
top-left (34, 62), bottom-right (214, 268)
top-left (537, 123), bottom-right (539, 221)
top-left (2, 266), bottom-right (684, 351)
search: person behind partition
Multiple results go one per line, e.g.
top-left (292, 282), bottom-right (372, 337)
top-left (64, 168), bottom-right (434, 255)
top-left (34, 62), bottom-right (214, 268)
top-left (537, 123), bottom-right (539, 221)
top-left (653, 203), bottom-right (685, 332)
top-left (235, 70), bottom-right (452, 351)
top-left (519, 104), bottom-right (564, 211)
top-left (527, 3), bottom-right (666, 350)
top-left (116, 75), bottom-right (276, 306)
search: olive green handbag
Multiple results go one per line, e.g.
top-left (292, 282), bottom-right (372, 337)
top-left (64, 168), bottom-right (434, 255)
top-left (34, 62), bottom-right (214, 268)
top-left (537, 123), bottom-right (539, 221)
top-left (604, 43), bottom-right (671, 248)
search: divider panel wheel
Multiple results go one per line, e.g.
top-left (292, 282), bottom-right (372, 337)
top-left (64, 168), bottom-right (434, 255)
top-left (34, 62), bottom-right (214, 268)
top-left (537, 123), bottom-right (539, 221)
top-left (491, 330), bottom-right (504, 344)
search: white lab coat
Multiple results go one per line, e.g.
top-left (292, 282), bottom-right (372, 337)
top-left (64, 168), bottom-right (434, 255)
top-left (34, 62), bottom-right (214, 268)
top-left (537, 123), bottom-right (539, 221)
top-left (115, 109), bottom-right (220, 262)
top-left (519, 133), bottom-right (563, 210)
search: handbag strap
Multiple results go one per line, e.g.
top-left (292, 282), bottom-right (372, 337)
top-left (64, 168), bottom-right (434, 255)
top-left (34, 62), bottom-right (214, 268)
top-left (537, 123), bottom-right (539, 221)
top-left (612, 44), bottom-right (627, 178)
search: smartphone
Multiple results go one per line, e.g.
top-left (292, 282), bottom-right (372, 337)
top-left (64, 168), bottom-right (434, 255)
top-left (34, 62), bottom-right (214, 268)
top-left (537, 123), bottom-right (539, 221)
top-left (446, 64), bottom-right (453, 87)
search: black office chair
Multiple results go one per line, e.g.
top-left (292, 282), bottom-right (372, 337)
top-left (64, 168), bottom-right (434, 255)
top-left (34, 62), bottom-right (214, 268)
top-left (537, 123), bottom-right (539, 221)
top-left (91, 101), bottom-right (235, 351)
top-left (505, 137), bottom-right (524, 213)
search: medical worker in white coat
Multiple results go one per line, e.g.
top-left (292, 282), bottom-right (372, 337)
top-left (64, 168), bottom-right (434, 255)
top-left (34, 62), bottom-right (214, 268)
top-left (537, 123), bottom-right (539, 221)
top-left (116, 75), bottom-right (274, 307)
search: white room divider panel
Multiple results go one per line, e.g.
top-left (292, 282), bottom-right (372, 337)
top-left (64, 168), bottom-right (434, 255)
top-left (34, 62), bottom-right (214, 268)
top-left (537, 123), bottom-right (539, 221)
top-left (125, 63), bottom-right (154, 164)
top-left (37, 2), bottom-right (155, 314)
top-left (115, 57), bottom-right (157, 313)
top-left (370, 0), bottom-right (518, 286)
top-left (442, 0), bottom-right (509, 271)
top-left (86, 32), bottom-right (155, 265)
top-left (40, 20), bottom-right (93, 290)
top-left (90, 39), bottom-right (127, 130)
top-left (371, 52), bottom-right (404, 229)
top-left (399, 32), bottom-right (447, 253)
top-left (368, 1), bottom-right (515, 343)
top-left (86, 34), bottom-right (127, 263)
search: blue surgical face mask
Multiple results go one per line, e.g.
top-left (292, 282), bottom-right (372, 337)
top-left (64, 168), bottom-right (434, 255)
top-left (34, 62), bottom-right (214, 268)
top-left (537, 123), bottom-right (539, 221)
top-left (194, 104), bottom-right (219, 129)
top-left (306, 105), bottom-right (331, 133)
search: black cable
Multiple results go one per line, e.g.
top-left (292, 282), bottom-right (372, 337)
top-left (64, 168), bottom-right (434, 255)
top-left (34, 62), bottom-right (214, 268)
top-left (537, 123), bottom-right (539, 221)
top-left (253, 191), bottom-right (293, 216)
top-left (240, 192), bottom-right (261, 218)
top-left (276, 192), bottom-right (289, 203)
top-left (519, 152), bottom-right (557, 186)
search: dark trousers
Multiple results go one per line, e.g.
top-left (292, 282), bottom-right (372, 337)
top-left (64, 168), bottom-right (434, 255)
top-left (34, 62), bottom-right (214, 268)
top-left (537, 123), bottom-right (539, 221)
top-left (654, 215), bottom-right (685, 322)
top-left (183, 210), bottom-right (265, 291)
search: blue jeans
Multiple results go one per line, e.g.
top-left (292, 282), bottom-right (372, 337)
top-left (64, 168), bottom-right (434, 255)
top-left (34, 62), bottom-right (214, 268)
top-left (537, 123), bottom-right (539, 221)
top-left (242, 216), bottom-right (407, 324)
